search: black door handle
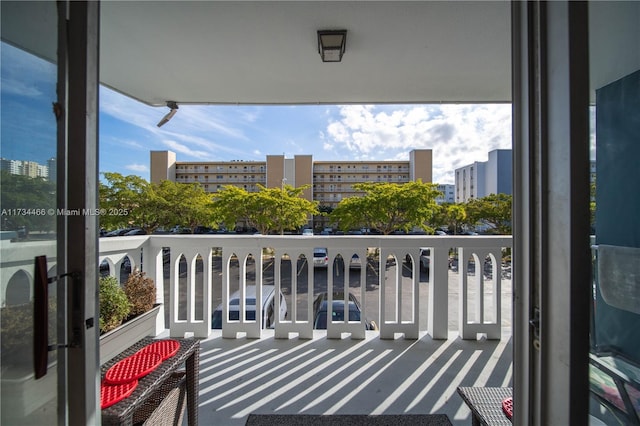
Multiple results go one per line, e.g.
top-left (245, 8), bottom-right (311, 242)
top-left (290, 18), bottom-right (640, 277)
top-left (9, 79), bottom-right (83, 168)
top-left (34, 255), bottom-right (49, 379)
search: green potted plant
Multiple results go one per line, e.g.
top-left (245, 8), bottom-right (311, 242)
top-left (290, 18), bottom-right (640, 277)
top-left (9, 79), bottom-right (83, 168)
top-left (99, 270), bottom-right (161, 363)
top-left (99, 275), bottom-right (130, 333)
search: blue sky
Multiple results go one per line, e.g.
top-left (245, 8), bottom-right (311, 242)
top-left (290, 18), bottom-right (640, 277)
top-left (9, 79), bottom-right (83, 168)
top-left (2, 41), bottom-right (515, 185)
top-left (1, 43), bottom-right (58, 165)
top-left (99, 87), bottom-right (513, 184)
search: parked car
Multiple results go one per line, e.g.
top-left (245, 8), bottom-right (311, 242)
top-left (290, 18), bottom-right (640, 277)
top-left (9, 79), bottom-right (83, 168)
top-left (170, 225), bottom-right (191, 234)
top-left (312, 292), bottom-right (377, 330)
top-left (419, 248), bottom-right (431, 271)
top-left (216, 227), bottom-right (237, 234)
top-left (211, 285), bottom-right (287, 329)
top-left (99, 259), bottom-right (109, 275)
top-left (123, 228), bottom-right (146, 236)
top-left (194, 226), bottom-right (216, 234)
top-left (104, 227), bottom-right (136, 237)
top-left (302, 228), bottom-right (314, 236)
top-left (405, 248), bottom-right (431, 272)
top-left (349, 254), bottom-right (362, 269)
top-left (313, 247), bottom-right (329, 268)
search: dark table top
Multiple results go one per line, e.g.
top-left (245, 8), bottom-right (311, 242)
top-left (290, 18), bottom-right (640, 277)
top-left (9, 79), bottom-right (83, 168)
top-left (457, 387), bottom-right (513, 426)
top-left (100, 337), bottom-right (199, 425)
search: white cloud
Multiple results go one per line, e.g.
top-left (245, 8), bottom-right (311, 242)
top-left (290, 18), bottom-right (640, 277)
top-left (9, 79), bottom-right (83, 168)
top-left (162, 140), bottom-right (210, 158)
top-left (125, 163), bottom-right (149, 172)
top-left (100, 87), bottom-right (159, 132)
top-left (123, 139), bottom-right (145, 150)
top-left (236, 108), bottom-right (260, 124)
top-left (0, 78), bottom-right (43, 98)
top-left (101, 87), bottom-right (246, 143)
top-left (103, 136), bottom-right (145, 150)
top-left (325, 104), bottom-right (512, 183)
top-left (1, 42), bottom-right (56, 91)
top-left (100, 86), bottom-right (265, 162)
top-left (170, 105), bottom-right (248, 140)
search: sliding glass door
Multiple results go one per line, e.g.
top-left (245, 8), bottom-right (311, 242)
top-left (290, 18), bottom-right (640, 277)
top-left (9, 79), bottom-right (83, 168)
top-left (1, 1), bottom-right (61, 424)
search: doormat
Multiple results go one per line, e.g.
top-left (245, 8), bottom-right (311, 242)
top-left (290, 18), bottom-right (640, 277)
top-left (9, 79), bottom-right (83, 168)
top-left (245, 414), bottom-right (452, 426)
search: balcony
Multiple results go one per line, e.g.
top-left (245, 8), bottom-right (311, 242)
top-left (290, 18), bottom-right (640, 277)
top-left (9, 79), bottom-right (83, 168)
top-left (97, 234), bottom-right (512, 424)
top-left (195, 327), bottom-right (512, 425)
top-left (0, 234), bottom-right (511, 424)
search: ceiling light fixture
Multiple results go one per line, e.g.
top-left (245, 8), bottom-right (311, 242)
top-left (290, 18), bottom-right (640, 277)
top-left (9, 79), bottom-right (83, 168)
top-left (157, 101), bottom-right (179, 127)
top-left (317, 30), bottom-right (347, 62)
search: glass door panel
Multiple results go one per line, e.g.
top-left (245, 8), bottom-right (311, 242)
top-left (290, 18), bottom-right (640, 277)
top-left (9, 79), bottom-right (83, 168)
top-left (1, 1), bottom-right (60, 424)
top-left (589, 2), bottom-right (640, 424)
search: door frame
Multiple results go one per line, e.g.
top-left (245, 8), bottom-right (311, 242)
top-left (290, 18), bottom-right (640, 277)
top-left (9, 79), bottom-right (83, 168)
top-left (52, 1), bottom-right (596, 423)
top-left (512, 1), bottom-right (591, 424)
top-left (56, 1), bottom-right (101, 424)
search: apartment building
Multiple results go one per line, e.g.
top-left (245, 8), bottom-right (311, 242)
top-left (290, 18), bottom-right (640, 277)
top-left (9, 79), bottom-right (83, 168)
top-left (0, 158), bottom-right (51, 180)
top-left (435, 184), bottom-right (455, 204)
top-left (454, 149), bottom-right (512, 203)
top-left (150, 149), bottom-right (432, 210)
top-left (47, 157), bottom-right (57, 183)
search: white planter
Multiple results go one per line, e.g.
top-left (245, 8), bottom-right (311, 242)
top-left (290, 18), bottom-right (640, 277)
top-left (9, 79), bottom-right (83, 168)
top-left (99, 304), bottom-right (162, 364)
top-left (0, 362), bottom-right (56, 420)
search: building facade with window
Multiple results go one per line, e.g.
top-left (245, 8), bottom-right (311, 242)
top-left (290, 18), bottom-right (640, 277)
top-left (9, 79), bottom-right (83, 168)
top-left (0, 158), bottom-right (49, 179)
top-left (454, 149), bottom-right (512, 203)
top-left (151, 149), bottom-right (433, 210)
top-left (435, 184), bottom-right (455, 204)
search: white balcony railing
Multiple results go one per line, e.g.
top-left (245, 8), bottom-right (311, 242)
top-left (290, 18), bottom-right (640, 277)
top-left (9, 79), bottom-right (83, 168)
top-left (96, 235), bottom-right (511, 341)
top-left (0, 235), bottom-right (511, 342)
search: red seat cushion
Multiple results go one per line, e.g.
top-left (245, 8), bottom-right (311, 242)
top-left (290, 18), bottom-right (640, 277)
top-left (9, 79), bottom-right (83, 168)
top-left (137, 339), bottom-right (180, 361)
top-left (502, 396), bottom-right (513, 419)
top-left (104, 352), bottom-right (162, 385)
top-left (100, 379), bottom-right (138, 409)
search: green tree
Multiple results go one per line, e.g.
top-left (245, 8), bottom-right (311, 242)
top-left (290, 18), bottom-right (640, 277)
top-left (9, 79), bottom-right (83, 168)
top-left (317, 205), bottom-right (333, 215)
top-left (153, 180), bottom-right (215, 233)
top-left (99, 173), bottom-right (216, 233)
top-left (211, 185), bottom-right (251, 231)
top-left (329, 180), bottom-right (441, 235)
top-left (213, 184), bottom-right (319, 235)
top-left (465, 193), bottom-right (512, 234)
top-left (0, 171), bottom-right (56, 234)
top-left (326, 195), bottom-right (367, 232)
top-left (99, 172), bottom-right (151, 230)
top-left (432, 203), bottom-right (467, 234)
top-left (315, 204), bottom-right (333, 231)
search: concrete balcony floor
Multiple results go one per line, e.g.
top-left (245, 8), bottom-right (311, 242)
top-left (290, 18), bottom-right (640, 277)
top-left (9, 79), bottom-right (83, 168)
top-left (194, 273), bottom-right (513, 425)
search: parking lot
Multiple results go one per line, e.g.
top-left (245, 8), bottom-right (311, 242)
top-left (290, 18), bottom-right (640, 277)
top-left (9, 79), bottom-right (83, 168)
top-left (107, 249), bottom-right (510, 331)
top-left (146, 251), bottom-right (508, 330)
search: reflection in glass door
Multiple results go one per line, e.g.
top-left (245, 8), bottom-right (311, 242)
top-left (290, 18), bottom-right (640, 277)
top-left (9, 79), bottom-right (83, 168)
top-left (1, 1), bottom-right (60, 424)
top-left (588, 2), bottom-right (640, 424)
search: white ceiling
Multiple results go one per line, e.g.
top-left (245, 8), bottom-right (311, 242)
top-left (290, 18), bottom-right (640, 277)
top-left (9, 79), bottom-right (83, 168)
top-left (3, 2), bottom-right (638, 107)
top-left (99, 1), bottom-right (512, 106)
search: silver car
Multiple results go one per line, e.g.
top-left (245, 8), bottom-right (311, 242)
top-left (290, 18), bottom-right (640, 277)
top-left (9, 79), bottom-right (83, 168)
top-left (313, 247), bottom-right (329, 268)
top-left (211, 285), bottom-right (287, 329)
